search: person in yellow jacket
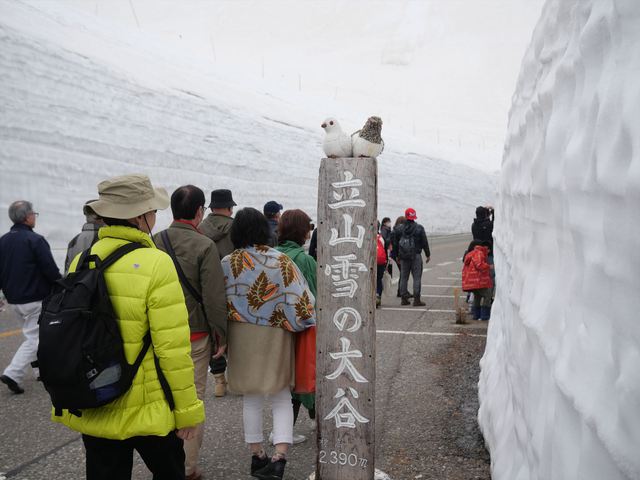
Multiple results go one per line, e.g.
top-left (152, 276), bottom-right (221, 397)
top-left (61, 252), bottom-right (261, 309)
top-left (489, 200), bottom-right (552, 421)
top-left (56, 174), bottom-right (204, 480)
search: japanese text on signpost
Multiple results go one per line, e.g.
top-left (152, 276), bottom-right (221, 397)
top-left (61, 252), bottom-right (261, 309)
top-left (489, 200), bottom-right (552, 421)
top-left (316, 158), bottom-right (377, 479)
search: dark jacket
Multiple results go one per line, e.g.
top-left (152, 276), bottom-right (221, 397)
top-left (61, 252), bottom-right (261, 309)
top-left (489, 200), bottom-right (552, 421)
top-left (0, 223), bottom-right (61, 304)
top-left (391, 221), bottom-right (430, 260)
top-left (472, 218), bottom-right (494, 248)
top-left (154, 222), bottom-right (228, 345)
top-left (65, 222), bottom-right (100, 273)
top-left (380, 224), bottom-right (392, 248)
top-left (267, 219), bottom-right (278, 247)
top-left (309, 229), bottom-right (318, 260)
top-left (389, 225), bottom-right (402, 260)
top-left (199, 213), bottom-right (234, 259)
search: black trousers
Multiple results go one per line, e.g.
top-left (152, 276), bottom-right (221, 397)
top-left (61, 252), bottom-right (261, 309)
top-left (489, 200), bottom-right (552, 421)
top-left (376, 264), bottom-right (386, 296)
top-left (209, 354), bottom-right (227, 375)
top-left (82, 432), bottom-right (185, 480)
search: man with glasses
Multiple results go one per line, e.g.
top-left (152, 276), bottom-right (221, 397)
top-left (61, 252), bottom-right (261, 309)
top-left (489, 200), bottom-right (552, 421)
top-left (154, 185), bottom-right (227, 480)
top-left (0, 200), bottom-right (61, 394)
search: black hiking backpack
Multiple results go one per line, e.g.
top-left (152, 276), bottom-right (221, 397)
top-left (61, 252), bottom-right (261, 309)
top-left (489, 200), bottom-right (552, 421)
top-left (397, 225), bottom-right (417, 260)
top-left (37, 242), bottom-right (172, 416)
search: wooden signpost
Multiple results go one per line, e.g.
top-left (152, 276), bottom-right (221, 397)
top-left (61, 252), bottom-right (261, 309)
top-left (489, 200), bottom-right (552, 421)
top-left (315, 157), bottom-right (377, 479)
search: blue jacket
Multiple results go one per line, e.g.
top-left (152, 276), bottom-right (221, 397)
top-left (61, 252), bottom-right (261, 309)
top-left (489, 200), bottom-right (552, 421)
top-left (0, 223), bottom-right (61, 304)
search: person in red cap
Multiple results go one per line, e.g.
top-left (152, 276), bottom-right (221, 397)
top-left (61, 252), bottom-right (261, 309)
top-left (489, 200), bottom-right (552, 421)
top-left (392, 208), bottom-right (431, 306)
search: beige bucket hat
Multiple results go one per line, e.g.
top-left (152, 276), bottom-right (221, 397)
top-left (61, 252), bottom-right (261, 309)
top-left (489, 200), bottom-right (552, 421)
top-left (86, 174), bottom-right (169, 219)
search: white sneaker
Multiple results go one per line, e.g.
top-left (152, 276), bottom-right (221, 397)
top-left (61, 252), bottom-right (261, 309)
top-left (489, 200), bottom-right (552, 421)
top-left (293, 433), bottom-right (307, 444)
top-left (268, 431), bottom-right (307, 445)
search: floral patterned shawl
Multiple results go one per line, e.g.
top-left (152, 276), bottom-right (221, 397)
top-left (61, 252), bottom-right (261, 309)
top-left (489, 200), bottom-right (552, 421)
top-left (222, 245), bottom-right (316, 332)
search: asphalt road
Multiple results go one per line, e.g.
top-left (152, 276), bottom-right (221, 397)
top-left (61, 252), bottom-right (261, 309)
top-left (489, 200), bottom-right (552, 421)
top-left (0, 233), bottom-right (490, 480)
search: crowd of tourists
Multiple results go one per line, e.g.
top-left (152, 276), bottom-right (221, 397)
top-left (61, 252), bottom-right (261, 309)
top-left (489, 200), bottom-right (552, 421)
top-left (374, 205), bottom-right (495, 320)
top-left (0, 172), bottom-right (494, 479)
top-left (0, 174), bottom-right (317, 480)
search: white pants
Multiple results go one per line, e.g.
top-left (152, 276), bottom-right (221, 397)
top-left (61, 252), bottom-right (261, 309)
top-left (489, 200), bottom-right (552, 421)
top-left (243, 388), bottom-right (293, 445)
top-left (4, 301), bottom-right (42, 384)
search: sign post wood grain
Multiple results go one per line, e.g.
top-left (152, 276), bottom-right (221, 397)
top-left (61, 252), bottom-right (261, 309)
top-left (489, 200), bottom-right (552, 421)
top-left (316, 157), bottom-right (377, 479)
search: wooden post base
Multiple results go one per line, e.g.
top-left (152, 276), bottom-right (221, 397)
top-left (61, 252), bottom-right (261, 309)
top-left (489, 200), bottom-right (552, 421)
top-left (453, 288), bottom-right (468, 324)
top-left (307, 469), bottom-right (392, 480)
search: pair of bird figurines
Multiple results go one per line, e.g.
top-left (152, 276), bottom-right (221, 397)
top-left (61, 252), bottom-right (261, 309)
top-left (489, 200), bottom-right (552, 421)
top-left (322, 116), bottom-right (384, 159)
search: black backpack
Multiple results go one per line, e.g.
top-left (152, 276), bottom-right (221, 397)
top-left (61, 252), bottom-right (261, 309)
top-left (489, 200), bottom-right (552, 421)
top-left (398, 225), bottom-right (417, 260)
top-left (38, 242), bottom-right (173, 416)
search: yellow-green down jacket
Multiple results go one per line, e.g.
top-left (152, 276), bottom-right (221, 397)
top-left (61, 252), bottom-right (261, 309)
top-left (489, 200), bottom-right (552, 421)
top-left (52, 226), bottom-right (205, 439)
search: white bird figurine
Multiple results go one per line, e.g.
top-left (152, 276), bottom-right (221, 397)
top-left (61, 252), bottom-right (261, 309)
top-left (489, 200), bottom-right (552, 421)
top-left (321, 118), bottom-right (353, 158)
top-left (352, 116), bottom-right (384, 158)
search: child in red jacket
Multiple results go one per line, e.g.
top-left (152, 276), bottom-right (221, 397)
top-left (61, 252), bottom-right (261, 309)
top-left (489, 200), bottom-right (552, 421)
top-left (462, 241), bottom-right (493, 320)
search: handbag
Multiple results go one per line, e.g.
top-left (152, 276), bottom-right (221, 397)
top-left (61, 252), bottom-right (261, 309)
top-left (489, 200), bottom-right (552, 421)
top-left (383, 270), bottom-right (393, 293)
top-left (294, 326), bottom-right (316, 394)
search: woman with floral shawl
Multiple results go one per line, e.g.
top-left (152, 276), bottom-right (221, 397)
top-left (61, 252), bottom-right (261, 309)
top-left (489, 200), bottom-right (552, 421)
top-left (222, 208), bottom-right (315, 480)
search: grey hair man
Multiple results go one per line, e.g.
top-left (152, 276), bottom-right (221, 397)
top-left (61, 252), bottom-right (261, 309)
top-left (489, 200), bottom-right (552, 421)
top-left (64, 200), bottom-right (105, 273)
top-left (0, 201), bottom-right (61, 393)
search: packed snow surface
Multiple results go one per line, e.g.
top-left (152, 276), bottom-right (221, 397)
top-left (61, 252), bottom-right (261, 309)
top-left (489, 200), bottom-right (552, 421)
top-left (56, 0), bottom-right (544, 172)
top-left (478, 1), bottom-right (640, 479)
top-left (0, 0), bottom-right (504, 267)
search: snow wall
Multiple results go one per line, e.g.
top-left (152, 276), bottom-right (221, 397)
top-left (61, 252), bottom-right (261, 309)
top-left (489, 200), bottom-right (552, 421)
top-left (0, 1), bottom-right (497, 269)
top-left (478, 1), bottom-right (640, 479)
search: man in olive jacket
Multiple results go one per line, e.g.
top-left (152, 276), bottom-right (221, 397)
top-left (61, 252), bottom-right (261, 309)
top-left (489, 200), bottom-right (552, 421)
top-left (155, 185), bottom-right (227, 480)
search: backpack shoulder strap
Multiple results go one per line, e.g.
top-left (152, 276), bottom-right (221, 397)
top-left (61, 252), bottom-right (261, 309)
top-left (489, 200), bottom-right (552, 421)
top-left (153, 351), bottom-right (175, 411)
top-left (99, 242), bottom-right (145, 270)
top-left (160, 230), bottom-right (204, 305)
top-left (75, 248), bottom-right (92, 271)
top-left (128, 331), bottom-right (174, 411)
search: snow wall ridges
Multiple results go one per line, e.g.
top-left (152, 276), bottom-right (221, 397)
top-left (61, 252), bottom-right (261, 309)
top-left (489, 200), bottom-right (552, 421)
top-left (478, 1), bottom-right (640, 479)
top-left (0, 1), bottom-right (498, 269)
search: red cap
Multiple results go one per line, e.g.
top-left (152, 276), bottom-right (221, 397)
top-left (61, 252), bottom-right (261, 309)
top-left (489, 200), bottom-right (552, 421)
top-left (405, 208), bottom-right (417, 220)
